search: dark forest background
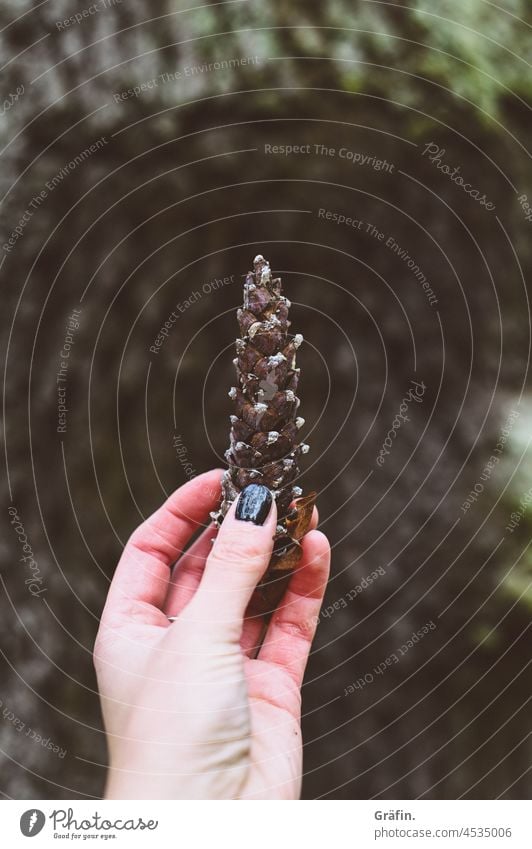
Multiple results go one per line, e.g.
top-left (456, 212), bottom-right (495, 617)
top-left (1, 0), bottom-right (532, 799)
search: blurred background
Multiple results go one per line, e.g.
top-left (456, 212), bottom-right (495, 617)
top-left (1, 0), bottom-right (532, 799)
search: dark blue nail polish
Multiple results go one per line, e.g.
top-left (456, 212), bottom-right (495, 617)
top-left (235, 484), bottom-right (273, 525)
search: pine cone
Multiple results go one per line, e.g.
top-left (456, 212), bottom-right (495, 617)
top-left (212, 254), bottom-right (316, 614)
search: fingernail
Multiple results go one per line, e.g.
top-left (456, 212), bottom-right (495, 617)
top-left (235, 484), bottom-right (273, 525)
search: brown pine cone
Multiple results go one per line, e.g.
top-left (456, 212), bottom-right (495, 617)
top-left (212, 254), bottom-right (316, 614)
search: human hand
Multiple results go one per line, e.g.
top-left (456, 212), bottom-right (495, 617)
top-left (93, 469), bottom-right (330, 799)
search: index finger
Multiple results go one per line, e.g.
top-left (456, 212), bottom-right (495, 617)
top-left (102, 469), bottom-right (223, 623)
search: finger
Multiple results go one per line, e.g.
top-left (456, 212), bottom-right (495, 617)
top-left (239, 504), bottom-right (319, 647)
top-left (165, 506), bottom-right (318, 621)
top-left (187, 484), bottom-right (277, 635)
top-left (257, 530), bottom-right (330, 686)
top-left (163, 522), bottom-right (217, 616)
top-left (102, 469), bottom-right (222, 624)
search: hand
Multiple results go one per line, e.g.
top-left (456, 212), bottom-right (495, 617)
top-left (93, 469), bottom-right (330, 799)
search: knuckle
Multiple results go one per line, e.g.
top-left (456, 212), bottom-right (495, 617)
top-left (126, 524), bottom-right (149, 552)
top-left (210, 531), bottom-right (269, 570)
top-left (277, 616), bottom-right (314, 642)
top-left (126, 521), bottom-right (179, 561)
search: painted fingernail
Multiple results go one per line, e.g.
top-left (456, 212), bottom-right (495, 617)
top-left (235, 484), bottom-right (273, 525)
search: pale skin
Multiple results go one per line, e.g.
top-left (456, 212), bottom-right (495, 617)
top-left (93, 469), bottom-right (331, 799)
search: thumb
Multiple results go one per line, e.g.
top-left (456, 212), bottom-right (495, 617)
top-left (188, 484), bottom-right (277, 633)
